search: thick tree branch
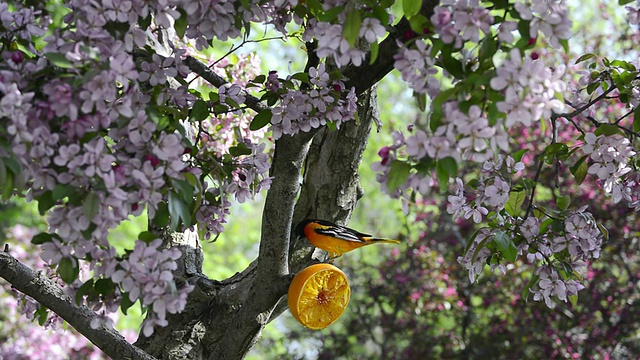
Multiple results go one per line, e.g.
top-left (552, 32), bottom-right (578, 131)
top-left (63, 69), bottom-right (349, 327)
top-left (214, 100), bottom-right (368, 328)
top-left (211, 130), bottom-right (317, 359)
top-left (0, 251), bottom-right (155, 360)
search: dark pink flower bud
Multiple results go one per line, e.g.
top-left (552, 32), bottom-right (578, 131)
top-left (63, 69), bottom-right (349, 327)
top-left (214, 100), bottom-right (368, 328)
top-left (378, 146), bottom-right (390, 159)
top-left (11, 51), bottom-right (23, 64)
top-left (144, 154), bottom-right (160, 167)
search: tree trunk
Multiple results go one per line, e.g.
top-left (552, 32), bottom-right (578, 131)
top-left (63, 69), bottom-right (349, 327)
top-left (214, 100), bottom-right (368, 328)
top-left (134, 87), bottom-right (377, 359)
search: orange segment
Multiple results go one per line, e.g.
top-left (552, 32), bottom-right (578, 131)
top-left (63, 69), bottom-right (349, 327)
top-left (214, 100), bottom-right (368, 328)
top-left (288, 263), bottom-right (351, 330)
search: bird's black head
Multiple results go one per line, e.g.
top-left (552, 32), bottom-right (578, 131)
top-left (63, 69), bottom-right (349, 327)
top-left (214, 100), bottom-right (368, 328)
top-left (294, 219), bottom-right (315, 237)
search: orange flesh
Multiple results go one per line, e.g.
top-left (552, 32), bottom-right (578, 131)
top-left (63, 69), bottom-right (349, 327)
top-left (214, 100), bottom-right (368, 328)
top-left (288, 264), bottom-right (351, 330)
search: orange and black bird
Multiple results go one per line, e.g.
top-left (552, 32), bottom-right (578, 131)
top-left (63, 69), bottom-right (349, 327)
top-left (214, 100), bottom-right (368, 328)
top-left (295, 219), bottom-right (401, 258)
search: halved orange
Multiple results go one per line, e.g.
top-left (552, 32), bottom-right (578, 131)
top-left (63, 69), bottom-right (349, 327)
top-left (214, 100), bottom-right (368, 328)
top-left (287, 263), bottom-right (351, 330)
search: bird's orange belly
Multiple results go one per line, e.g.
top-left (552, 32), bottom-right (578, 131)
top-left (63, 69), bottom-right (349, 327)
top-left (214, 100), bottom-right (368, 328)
top-left (306, 233), bottom-right (366, 256)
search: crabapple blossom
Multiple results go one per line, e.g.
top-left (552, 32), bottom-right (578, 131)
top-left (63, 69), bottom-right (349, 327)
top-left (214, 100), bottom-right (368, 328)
top-left (483, 177), bottom-right (510, 209)
top-left (359, 17), bottom-right (386, 44)
top-left (393, 40), bottom-right (440, 97)
top-left (582, 132), bottom-right (636, 197)
top-left (268, 64), bottom-right (357, 139)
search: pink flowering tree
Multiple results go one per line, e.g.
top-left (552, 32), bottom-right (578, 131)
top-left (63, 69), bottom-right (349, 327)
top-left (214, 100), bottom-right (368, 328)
top-left (0, 0), bottom-right (639, 359)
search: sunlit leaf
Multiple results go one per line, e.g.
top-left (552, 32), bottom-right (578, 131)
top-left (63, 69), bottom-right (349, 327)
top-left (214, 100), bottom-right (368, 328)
top-left (387, 161), bottom-right (411, 193)
top-left (343, 8), bottom-right (362, 47)
top-left (570, 155), bottom-right (589, 185)
top-left (403, 0), bottom-right (421, 18)
top-left (505, 190), bottom-right (526, 216)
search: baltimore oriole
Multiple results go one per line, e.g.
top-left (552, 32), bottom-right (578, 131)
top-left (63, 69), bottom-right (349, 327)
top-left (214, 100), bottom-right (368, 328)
top-left (295, 219), bottom-right (401, 258)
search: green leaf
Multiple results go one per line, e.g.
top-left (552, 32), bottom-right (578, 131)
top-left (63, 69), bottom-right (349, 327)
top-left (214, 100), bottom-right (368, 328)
top-left (539, 218), bottom-right (554, 234)
top-left (190, 99), bottom-right (210, 122)
top-left (342, 8), bottom-right (362, 47)
top-left (0, 159), bottom-right (6, 188)
top-left (522, 274), bottom-right (540, 302)
top-left (44, 52), bottom-right (73, 68)
top-left (317, 5), bottom-right (344, 22)
top-left (517, 20), bottom-right (531, 41)
top-left (138, 230), bottom-right (157, 244)
top-left (479, 35), bottom-right (497, 65)
top-left (3, 157), bottom-right (20, 175)
top-left (594, 123), bottom-right (624, 136)
top-left (35, 306), bottom-right (49, 326)
top-left (513, 149), bottom-right (528, 163)
top-left (37, 190), bottom-right (55, 215)
top-left (58, 257), bottom-right (79, 284)
top-left (31, 232), bottom-right (56, 245)
top-left (597, 223), bottom-right (609, 242)
top-left (171, 178), bottom-right (195, 202)
top-left (369, 41), bottom-right (379, 65)
top-left (52, 184), bottom-right (76, 201)
top-left (586, 81), bottom-right (600, 95)
top-left (153, 202), bottom-right (170, 227)
top-left (557, 194), bottom-right (570, 210)
top-left (250, 109), bottom-right (272, 131)
top-left (570, 155), bottom-right (589, 185)
top-left (574, 53), bottom-right (596, 64)
top-left (174, 9), bottom-right (188, 38)
top-left (408, 14), bottom-right (429, 34)
top-left (493, 230), bottom-right (518, 262)
top-left (75, 279), bottom-right (94, 305)
top-left (437, 157), bottom-right (458, 177)
top-left (229, 142), bottom-right (252, 156)
top-left (83, 191), bottom-right (100, 220)
top-left (168, 191), bottom-right (192, 230)
top-left (290, 72), bottom-right (310, 83)
top-left (414, 91), bottom-right (427, 112)
top-left (387, 161), bottom-right (411, 193)
top-left (1, 170), bottom-right (12, 202)
top-left (403, 0), bottom-right (421, 18)
top-left (120, 292), bottom-right (136, 315)
top-left (634, 107), bottom-right (640, 133)
top-left (568, 294), bottom-right (578, 307)
top-left (505, 190), bottom-right (526, 216)
top-left (619, 0), bottom-right (634, 4)
top-left (252, 74), bottom-right (266, 84)
top-left (441, 51), bottom-right (465, 79)
top-left (94, 278), bottom-right (115, 296)
top-left (371, 6), bottom-right (389, 29)
top-left (138, 14), bottom-right (152, 30)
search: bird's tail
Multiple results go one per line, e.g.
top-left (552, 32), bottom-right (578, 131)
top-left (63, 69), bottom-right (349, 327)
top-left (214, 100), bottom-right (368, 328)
top-left (365, 238), bottom-right (401, 244)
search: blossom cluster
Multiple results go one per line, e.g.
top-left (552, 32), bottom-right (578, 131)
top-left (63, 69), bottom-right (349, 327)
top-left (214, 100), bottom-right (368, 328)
top-left (268, 64), bottom-right (358, 139)
top-left (0, 0), bottom-right (272, 336)
top-left (193, 53), bottom-right (272, 236)
top-left (393, 41), bottom-right (440, 98)
top-left (447, 156), bottom-right (524, 222)
top-left (431, 0), bottom-right (571, 49)
top-left (456, 205), bottom-right (602, 308)
top-left (0, 225), bottom-right (122, 359)
top-left (111, 239), bottom-right (194, 336)
top-left (302, 3), bottom-right (388, 67)
top-left (490, 48), bottom-right (566, 128)
top-left (582, 132), bottom-right (637, 204)
top-left (431, 0), bottom-right (494, 48)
